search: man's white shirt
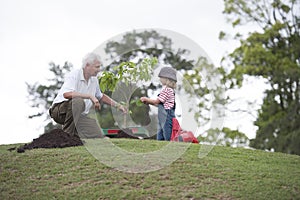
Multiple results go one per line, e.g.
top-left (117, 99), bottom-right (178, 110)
top-left (52, 68), bottom-right (103, 114)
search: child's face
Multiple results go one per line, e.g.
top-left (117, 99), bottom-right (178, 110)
top-left (160, 77), bottom-right (166, 85)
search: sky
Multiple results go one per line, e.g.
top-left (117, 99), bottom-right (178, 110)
top-left (0, 0), bottom-right (265, 144)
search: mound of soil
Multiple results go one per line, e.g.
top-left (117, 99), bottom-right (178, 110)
top-left (114, 129), bottom-right (141, 139)
top-left (17, 129), bottom-right (83, 153)
top-left (15, 128), bottom-right (146, 153)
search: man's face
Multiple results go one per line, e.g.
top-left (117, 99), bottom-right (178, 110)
top-left (87, 60), bottom-right (101, 77)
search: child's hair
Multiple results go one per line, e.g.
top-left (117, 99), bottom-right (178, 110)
top-left (160, 77), bottom-right (176, 89)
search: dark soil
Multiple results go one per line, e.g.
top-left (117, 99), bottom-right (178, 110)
top-left (114, 128), bottom-right (141, 139)
top-left (16, 129), bottom-right (83, 153)
top-left (14, 128), bottom-right (145, 153)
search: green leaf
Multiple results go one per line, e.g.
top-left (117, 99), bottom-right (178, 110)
top-left (135, 99), bottom-right (144, 107)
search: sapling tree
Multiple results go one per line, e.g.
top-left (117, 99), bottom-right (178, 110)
top-left (98, 57), bottom-right (158, 128)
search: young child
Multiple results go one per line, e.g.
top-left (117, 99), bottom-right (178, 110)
top-left (140, 67), bottom-right (177, 141)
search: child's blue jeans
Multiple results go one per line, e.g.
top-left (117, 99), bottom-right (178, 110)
top-left (157, 104), bottom-right (175, 141)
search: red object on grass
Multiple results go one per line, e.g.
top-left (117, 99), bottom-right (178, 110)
top-left (171, 118), bottom-right (199, 144)
top-left (107, 129), bottom-right (119, 134)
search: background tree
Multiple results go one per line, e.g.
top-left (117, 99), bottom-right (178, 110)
top-left (199, 127), bottom-right (249, 147)
top-left (27, 62), bottom-right (73, 132)
top-left (97, 30), bottom-right (194, 130)
top-left (104, 30), bottom-right (193, 70)
top-left (222, 0), bottom-right (300, 154)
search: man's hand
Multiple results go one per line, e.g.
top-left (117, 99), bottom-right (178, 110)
top-left (90, 96), bottom-right (101, 110)
top-left (118, 105), bottom-right (128, 114)
top-left (114, 102), bottom-right (127, 114)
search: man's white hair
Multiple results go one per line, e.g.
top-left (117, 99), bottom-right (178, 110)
top-left (82, 52), bottom-right (102, 68)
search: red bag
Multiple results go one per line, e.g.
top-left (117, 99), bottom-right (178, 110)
top-left (171, 118), bottom-right (199, 144)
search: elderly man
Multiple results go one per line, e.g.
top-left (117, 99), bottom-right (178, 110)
top-left (49, 52), bottom-right (126, 138)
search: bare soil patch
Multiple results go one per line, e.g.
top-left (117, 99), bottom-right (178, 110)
top-left (15, 128), bottom-right (146, 153)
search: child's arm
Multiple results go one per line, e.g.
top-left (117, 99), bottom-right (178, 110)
top-left (140, 97), bottom-right (161, 106)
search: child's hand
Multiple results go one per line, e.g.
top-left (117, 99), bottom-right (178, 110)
top-left (140, 97), bottom-right (148, 104)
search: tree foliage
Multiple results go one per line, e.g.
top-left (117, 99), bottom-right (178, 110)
top-left (98, 30), bottom-right (195, 129)
top-left (104, 30), bottom-right (194, 71)
top-left (99, 58), bottom-right (158, 93)
top-left (97, 57), bottom-right (157, 128)
top-left (199, 127), bottom-right (249, 147)
top-left (222, 0), bottom-right (300, 154)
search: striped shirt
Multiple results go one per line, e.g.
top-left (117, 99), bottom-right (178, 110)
top-left (158, 86), bottom-right (175, 109)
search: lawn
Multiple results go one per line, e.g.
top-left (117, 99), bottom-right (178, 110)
top-left (1, 139), bottom-right (299, 199)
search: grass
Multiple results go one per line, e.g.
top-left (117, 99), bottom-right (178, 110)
top-left (1, 139), bottom-right (299, 199)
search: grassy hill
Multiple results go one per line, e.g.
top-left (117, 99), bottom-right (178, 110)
top-left (1, 139), bottom-right (299, 199)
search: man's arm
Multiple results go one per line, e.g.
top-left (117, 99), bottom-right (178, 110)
top-left (63, 91), bottom-right (101, 110)
top-left (100, 94), bottom-right (127, 113)
top-left (63, 91), bottom-right (92, 99)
